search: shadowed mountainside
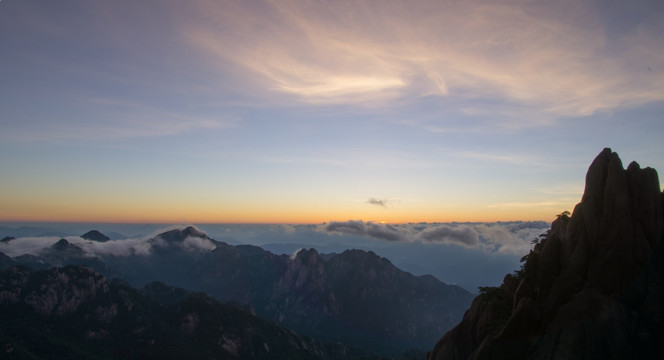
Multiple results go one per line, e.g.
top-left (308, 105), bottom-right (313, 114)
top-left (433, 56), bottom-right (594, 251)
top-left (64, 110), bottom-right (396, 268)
top-left (0, 265), bottom-right (371, 360)
top-left (190, 246), bottom-right (473, 355)
top-left (429, 148), bottom-right (664, 359)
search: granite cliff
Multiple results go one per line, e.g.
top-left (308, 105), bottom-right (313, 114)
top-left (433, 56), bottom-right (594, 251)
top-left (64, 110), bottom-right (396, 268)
top-left (429, 148), bottom-right (664, 359)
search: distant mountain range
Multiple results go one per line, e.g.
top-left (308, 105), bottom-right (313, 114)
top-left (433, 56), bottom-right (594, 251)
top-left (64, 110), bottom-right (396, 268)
top-left (0, 221), bottom-right (551, 292)
top-left (429, 148), bottom-right (664, 359)
top-left (0, 226), bottom-right (473, 357)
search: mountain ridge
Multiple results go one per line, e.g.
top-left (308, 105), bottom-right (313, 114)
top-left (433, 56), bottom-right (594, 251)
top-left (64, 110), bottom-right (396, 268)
top-left (0, 226), bottom-right (472, 357)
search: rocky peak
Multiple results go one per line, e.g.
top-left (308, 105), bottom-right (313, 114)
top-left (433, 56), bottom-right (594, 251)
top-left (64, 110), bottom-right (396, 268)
top-left (156, 226), bottom-right (210, 243)
top-left (565, 148), bottom-right (662, 297)
top-left (81, 230), bottom-right (110, 242)
top-left (52, 238), bottom-right (70, 249)
top-left (291, 247), bottom-right (320, 265)
top-left (51, 238), bottom-right (84, 254)
top-left (1, 236), bottom-right (14, 243)
top-left (282, 248), bottom-right (326, 291)
top-left (429, 148), bottom-right (664, 359)
top-left (48, 239), bottom-right (87, 264)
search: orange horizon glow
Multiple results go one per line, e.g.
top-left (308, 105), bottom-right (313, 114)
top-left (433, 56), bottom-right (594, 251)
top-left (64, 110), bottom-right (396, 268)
top-left (0, 188), bottom-right (577, 225)
top-left (0, 208), bottom-right (564, 225)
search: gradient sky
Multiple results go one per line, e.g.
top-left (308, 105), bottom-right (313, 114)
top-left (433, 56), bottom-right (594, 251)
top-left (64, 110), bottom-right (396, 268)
top-left (1, 0), bottom-right (663, 224)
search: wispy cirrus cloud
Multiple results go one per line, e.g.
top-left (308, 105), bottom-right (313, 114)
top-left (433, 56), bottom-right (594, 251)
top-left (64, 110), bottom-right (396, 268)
top-left (185, 0), bottom-right (664, 116)
top-left (2, 98), bottom-right (237, 142)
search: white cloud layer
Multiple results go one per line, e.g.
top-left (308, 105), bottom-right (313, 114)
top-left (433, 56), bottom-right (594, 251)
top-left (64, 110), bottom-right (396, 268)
top-left (0, 225), bottom-right (217, 258)
top-left (317, 220), bottom-right (549, 254)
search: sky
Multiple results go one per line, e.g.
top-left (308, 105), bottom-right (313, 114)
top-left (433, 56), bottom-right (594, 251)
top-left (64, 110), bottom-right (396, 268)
top-left (1, 0), bottom-right (663, 224)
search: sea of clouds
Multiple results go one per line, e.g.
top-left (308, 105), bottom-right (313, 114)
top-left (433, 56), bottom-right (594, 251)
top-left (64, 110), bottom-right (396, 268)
top-left (0, 221), bottom-right (550, 292)
top-left (317, 220), bottom-right (548, 255)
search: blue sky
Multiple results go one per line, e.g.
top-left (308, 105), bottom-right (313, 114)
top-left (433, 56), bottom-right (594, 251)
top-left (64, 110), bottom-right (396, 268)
top-left (1, 0), bottom-right (663, 223)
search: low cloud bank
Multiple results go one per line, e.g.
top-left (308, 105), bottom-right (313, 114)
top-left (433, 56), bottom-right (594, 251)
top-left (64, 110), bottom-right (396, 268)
top-left (318, 220), bottom-right (549, 254)
top-left (322, 220), bottom-right (408, 242)
top-left (416, 225), bottom-right (479, 246)
top-left (0, 222), bottom-right (550, 259)
top-left (0, 225), bottom-right (216, 259)
top-left (0, 236), bottom-right (62, 257)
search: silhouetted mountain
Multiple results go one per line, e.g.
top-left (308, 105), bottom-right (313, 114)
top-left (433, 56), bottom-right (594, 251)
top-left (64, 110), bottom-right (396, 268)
top-left (34, 238), bottom-right (122, 280)
top-left (71, 226), bottom-right (472, 356)
top-left (102, 226), bottom-right (220, 286)
top-left (51, 238), bottom-right (84, 253)
top-left (0, 236), bottom-right (14, 243)
top-left (0, 265), bottom-right (370, 360)
top-left (155, 226), bottom-right (214, 244)
top-left (81, 230), bottom-right (110, 242)
top-left (429, 148), bottom-right (664, 359)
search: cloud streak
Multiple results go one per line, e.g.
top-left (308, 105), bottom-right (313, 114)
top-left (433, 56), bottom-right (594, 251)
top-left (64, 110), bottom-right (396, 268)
top-left (366, 197), bottom-right (401, 208)
top-left (366, 198), bottom-right (387, 207)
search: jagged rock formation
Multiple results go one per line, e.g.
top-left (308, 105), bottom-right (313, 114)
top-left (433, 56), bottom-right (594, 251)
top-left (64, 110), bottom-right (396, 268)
top-left (79, 227), bottom-right (471, 356)
top-left (0, 265), bottom-right (370, 360)
top-left (193, 246), bottom-right (473, 356)
top-left (155, 226), bottom-right (214, 244)
top-left (429, 148), bottom-right (664, 359)
top-left (51, 238), bottom-right (84, 253)
top-left (267, 248), bottom-right (472, 354)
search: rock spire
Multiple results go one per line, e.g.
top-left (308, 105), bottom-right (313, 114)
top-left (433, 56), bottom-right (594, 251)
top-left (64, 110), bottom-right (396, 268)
top-left (429, 148), bottom-right (664, 359)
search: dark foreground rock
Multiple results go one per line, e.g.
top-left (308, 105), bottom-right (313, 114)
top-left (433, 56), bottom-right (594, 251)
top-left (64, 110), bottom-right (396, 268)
top-left (429, 148), bottom-right (664, 359)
